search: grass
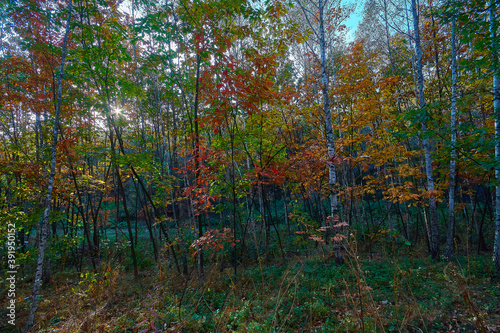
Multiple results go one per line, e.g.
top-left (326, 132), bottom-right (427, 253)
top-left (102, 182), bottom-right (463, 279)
top-left (4, 243), bottom-right (500, 333)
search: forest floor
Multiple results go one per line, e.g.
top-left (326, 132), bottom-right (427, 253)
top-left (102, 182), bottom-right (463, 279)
top-left (5, 247), bottom-right (500, 332)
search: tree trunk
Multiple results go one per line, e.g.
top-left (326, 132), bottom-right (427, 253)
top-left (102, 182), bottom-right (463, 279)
top-left (24, 1), bottom-right (73, 331)
top-left (318, 0), bottom-right (342, 263)
top-left (490, 0), bottom-right (500, 272)
top-left (115, 164), bottom-right (139, 278)
top-left (445, 16), bottom-right (458, 259)
top-left (193, 52), bottom-right (203, 280)
top-left (105, 118), bottom-right (139, 279)
top-left (412, 0), bottom-right (440, 259)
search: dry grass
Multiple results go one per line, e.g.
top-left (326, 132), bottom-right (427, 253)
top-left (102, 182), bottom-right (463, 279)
top-left (8, 251), bottom-right (500, 333)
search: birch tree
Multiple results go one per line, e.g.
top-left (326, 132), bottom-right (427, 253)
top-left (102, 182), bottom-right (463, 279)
top-left (445, 14), bottom-right (458, 258)
top-left (24, 0), bottom-right (73, 330)
top-left (411, 0), bottom-right (440, 259)
top-left (293, 0), bottom-right (352, 262)
top-left (490, 0), bottom-right (500, 271)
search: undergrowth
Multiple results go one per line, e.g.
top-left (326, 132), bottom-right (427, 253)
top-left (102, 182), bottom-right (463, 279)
top-left (4, 247), bottom-right (500, 332)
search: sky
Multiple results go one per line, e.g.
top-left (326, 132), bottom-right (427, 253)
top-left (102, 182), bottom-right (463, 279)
top-left (343, 0), bottom-right (365, 41)
top-left (115, 0), bottom-right (366, 43)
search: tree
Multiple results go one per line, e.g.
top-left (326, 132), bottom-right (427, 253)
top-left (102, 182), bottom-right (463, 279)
top-left (411, 0), bottom-right (440, 259)
top-left (293, 0), bottom-right (352, 262)
top-left (491, 0), bottom-right (500, 272)
top-left (24, 0), bottom-right (73, 330)
top-left (445, 10), bottom-right (459, 258)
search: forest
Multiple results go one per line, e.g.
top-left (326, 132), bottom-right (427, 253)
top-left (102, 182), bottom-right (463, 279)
top-left (1, 0), bottom-right (500, 331)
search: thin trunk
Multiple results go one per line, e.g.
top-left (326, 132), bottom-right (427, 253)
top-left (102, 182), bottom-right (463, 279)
top-left (115, 165), bottom-right (139, 278)
top-left (258, 181), bottom-right (268, 253)
top-left (284, 187), bottom-right (290, 235)
top-left (430, 4), bottom-right (443, 98)
top-left (35, 112), bottom-right (41, 163)
top-left (382, 0), bottom-right (403, 114)
top-left (412, 0), bottom-right (440, 259)
top-left (318, 0), bottom-right (341, 262)
top-left (490, 0), bottom-right (500, 271)
top-left (105, 107), bottom-right (139, 279)
top-left (115, 177), bottom-right (120, 243)
top-left (131, 1), bottom-right (146, 148)
top-left (445, 16), bottom-right (458, 258)
top-left (135, 180), bottom-right (159, 261)
top-left (171, 190), bottom-right (187, 275)
top-left (24, 1), bottom-right (72, 330)
top-left (193, 52), bottom-right (203, 280)
top-left (404, 0), bottom-right (420, 107)
top-left (230, 133), bottom-right (238, 274)
top-left (111, 117), bottom-right (181, 273)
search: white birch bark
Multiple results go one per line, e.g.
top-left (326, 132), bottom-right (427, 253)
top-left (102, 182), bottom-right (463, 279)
top-left (445, 16), bottom-right (458, 258)
top-left (295, 0), bottom-right (342, 261)
top-left (490, 0), bottom-right (500, 271)
top-left (317, 0), bottom-right (339, 222)
top-left (411, 0), bottom-right (440, 259)
top-left (24, 1), bottom-right (73, 331)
